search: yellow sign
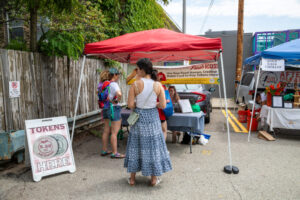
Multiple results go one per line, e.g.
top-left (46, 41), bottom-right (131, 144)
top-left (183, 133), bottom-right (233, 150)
top-left (128, 62), bottom-right (220, 85)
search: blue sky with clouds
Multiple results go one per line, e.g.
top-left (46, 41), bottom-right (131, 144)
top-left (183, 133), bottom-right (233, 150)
top-left (160, 0), bottom-right (300, 35)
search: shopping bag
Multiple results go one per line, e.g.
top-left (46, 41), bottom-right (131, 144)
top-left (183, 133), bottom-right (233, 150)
top-left (127, 111), bottom-right (139, 126)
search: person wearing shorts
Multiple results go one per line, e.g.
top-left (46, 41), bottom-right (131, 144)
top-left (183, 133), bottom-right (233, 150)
top-left (101, 68), bottom-right (125, 159)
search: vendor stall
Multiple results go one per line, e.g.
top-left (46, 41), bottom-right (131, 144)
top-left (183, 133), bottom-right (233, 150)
top-left (243, 38), bottom-right (300, 140)
top-left (121, 109), bottom-right (205, 134)
top-left (260, 106), bottom-right (300, 131)
top-left (75, 28), bottom-right (237, 173)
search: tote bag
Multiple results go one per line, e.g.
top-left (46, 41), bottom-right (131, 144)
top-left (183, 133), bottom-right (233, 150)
top-left (163, 90), bottom-right (174, 118)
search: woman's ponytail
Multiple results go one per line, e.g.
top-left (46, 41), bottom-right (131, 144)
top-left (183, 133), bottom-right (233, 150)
top-left (151, 70), bottom-right (158, 81)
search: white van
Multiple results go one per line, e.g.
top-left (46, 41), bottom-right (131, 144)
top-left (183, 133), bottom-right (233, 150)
top-left (236, 71), bottom-right (255, 104)
top-left (236, 70), bottom-right (299, 104)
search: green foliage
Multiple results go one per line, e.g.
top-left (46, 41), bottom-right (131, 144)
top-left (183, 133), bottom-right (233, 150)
top-left (45, 0), bottom-right (108, 43)
top-left (38, 30), bottom-right (84, 59)
top-left (100, 0), bottom-right (172, 37)
top-left (5, 38), bottom-right (28, 51)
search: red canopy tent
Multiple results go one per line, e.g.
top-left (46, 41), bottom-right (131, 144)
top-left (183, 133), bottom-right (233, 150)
top-left (84, 28), bottom-right (222, 63)
top-left (72, 29), bottom-right (236, 173)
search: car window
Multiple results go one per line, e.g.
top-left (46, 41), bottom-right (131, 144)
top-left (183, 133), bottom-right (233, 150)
top-left (186, 84), bottom-right (204, 90)
top-left (241, 73), bottom-right (254, 86)
top-left (174, 84), bottom-right (187, 91)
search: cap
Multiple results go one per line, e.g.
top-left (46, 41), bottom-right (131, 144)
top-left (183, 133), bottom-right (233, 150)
top-left (109, 68), bottom-right (120, 75)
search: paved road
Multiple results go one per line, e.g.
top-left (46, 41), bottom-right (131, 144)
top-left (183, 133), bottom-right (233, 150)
top-left (0, 109), bottom-right (300, 200)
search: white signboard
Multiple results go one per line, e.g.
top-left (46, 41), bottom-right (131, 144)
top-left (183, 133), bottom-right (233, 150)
top-left (261, 58), bottom-right (285, 71)
top-left (25, 116), bottom-right (76, 182)
top-left (9, 81), bottom-right (20, 98)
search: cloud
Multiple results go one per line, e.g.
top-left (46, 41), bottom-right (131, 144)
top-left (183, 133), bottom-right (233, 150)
top-left (162, 0), bottom-right (300, 18)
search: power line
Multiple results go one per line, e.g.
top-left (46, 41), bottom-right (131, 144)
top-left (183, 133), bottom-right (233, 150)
top-left (199, 0), bottom-right (215, 34)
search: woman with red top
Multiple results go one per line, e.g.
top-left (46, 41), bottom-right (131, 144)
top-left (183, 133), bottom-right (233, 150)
top-left (156, 73), bottom-right (168, 141)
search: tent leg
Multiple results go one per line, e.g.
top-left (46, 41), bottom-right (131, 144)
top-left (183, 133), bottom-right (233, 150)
top-left (234, 65), bottom-right (245, 112)
top-left (218, 82), bottom-right (223, 110)
top-left (247, 66), bottom-right (261, 142)
top-left (220, 52), bottom-right (239, 174)
top-left (71, 55), bottom-right (86, 145)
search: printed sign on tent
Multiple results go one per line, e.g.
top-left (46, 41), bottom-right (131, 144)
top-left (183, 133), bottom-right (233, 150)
top-left (261, 58), bottom-right (285, 71)
top-left (25, 116), bottom-right (76, 182)
top-left (128, 62), bottom-right (219, 85)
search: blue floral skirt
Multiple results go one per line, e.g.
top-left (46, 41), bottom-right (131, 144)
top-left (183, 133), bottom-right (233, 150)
top-left (124, 108), bottom-right (172, 176)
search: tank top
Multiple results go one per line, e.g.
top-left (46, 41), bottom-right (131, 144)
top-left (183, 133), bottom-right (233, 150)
top-left (136, 78), bottom-right (157, 109)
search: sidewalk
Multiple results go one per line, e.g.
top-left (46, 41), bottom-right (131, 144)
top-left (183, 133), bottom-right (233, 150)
top-left (211, 97), bottom-right (238, 109)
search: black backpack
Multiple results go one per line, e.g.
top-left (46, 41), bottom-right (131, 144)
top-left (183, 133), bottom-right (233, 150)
top-left (181, 132), bottom-right (191, 144)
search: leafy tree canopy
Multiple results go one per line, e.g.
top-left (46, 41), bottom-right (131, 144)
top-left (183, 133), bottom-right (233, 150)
top-left (4, 0), bottom-right (174, 59)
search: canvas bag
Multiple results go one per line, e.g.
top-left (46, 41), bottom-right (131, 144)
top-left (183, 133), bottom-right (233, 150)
top-left (127, 82), bottom-right (155, 126)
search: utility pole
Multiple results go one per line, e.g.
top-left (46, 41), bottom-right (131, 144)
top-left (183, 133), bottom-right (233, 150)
top-left (235, 0), bottom-right (244, 86)
top-left (182, 0), bottom-right (186, 33)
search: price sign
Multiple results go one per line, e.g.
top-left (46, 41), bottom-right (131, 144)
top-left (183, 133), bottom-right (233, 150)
top-left (25, 116), bottom-right (76, 182)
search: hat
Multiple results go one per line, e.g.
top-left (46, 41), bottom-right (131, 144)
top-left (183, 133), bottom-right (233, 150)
top-left (109, 68), bottom-right (120, 75)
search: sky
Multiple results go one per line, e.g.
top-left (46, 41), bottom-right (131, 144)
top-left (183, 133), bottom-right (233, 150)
top-left (160, 0), bottom-right (300, 35)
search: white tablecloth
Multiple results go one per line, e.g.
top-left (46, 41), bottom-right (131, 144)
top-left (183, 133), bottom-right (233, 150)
top-left (263, 106), bottom-right (300, 131)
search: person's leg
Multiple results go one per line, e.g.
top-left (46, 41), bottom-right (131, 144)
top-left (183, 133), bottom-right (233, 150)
top-left (161, 121), bottom-right (167, 141)
top-left (129, 173), bottom-right (136, 185)
top-left (102, 119), bottom-right (111, 152)
top-left (151, 176), bottom-right (157, 185)
top-left (172, 131), bottom-right (177, 143)
top-left (110, 119), bottom-right (122, 155)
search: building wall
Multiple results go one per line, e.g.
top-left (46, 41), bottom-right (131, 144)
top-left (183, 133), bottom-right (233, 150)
top-left (203, 31), bottom-right (253, 98)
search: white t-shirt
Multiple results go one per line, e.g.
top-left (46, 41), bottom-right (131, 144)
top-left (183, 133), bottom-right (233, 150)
top-left (109, 82), bottom-right (121, 106)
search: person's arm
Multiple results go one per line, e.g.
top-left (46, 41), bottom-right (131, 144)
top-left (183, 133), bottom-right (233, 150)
top-left (156, 82), bottom-right (166, 109)
top-left (127, 83), bottom-right (137, 109)
top-left (115, 90), bottom-right (122, 102)
top-left (176, 94), bottom-right (180, 103)
top-left (126, 68), bottom-right (137, 84)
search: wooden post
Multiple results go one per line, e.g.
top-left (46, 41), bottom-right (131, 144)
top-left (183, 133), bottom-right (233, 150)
top-left (235, 0), bottom-right (244, 86)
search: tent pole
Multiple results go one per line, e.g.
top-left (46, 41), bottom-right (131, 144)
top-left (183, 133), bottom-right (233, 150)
top-left (234, 65), bottom-right (245, 112)
top-left (218, 81), bottom-right (223, 110)
top-left (247, 65), bottom-right (261, 142)
top-left (220, 52), bottom-right (238, 174)
top-left (71, 55), bottom-right (86, 144)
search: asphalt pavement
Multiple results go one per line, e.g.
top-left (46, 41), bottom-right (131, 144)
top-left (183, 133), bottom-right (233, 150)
top-left (0, 109), bottom-right (300, 200)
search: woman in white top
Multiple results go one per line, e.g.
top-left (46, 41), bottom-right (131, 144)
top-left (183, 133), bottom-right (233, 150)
top-left (124, 58), bottom-right (172, 186)
top-left (101, 68), bottom-right (125, 158)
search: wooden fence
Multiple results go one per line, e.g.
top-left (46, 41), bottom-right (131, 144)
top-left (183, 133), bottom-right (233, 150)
top-left (0, 49), bottom-right (129, 131)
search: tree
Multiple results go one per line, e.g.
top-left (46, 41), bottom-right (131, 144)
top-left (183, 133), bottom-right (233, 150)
top-left (21, 0), bottom-right (78, 52)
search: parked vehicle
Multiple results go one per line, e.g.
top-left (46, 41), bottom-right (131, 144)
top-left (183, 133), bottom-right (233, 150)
top-left (174, 84), bottom-right (215, 123)
top-left (236, 71), bottom-right (255, 105)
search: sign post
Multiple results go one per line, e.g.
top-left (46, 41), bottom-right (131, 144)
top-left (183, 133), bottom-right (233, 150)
top-left (25, 116), bottom-right (76, 182)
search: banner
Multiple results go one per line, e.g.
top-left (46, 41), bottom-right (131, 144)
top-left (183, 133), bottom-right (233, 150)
top-left (261, 58), bottom-right (285, 71)
top-left (25, 116), bottom-right (76, 182)
top-left (256, 70), bottom-right (300, 89)
top-left (128, 62), bottom-right (220, 84)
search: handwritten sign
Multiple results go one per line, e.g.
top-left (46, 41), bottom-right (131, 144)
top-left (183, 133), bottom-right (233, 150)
top-left (9, 81), bottom-right (20, 98)
top-left (261, 58), bottom-right (285, 71)
top-left (25, 116), bottom-right (76, 182)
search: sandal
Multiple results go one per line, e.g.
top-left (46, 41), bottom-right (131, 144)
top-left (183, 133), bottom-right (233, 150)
top-left (101, 150), bottom-right (112, 156)
top-left (150, 177), bottom-right (162, 187)
top-left (111, 152), bottom-right (125, 159)
top-left (127, 178), bottom-right (135, 186)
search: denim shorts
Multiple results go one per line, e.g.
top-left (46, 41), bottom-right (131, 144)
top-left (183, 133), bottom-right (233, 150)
top-left (102, 106), bottom-right (121, 121)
